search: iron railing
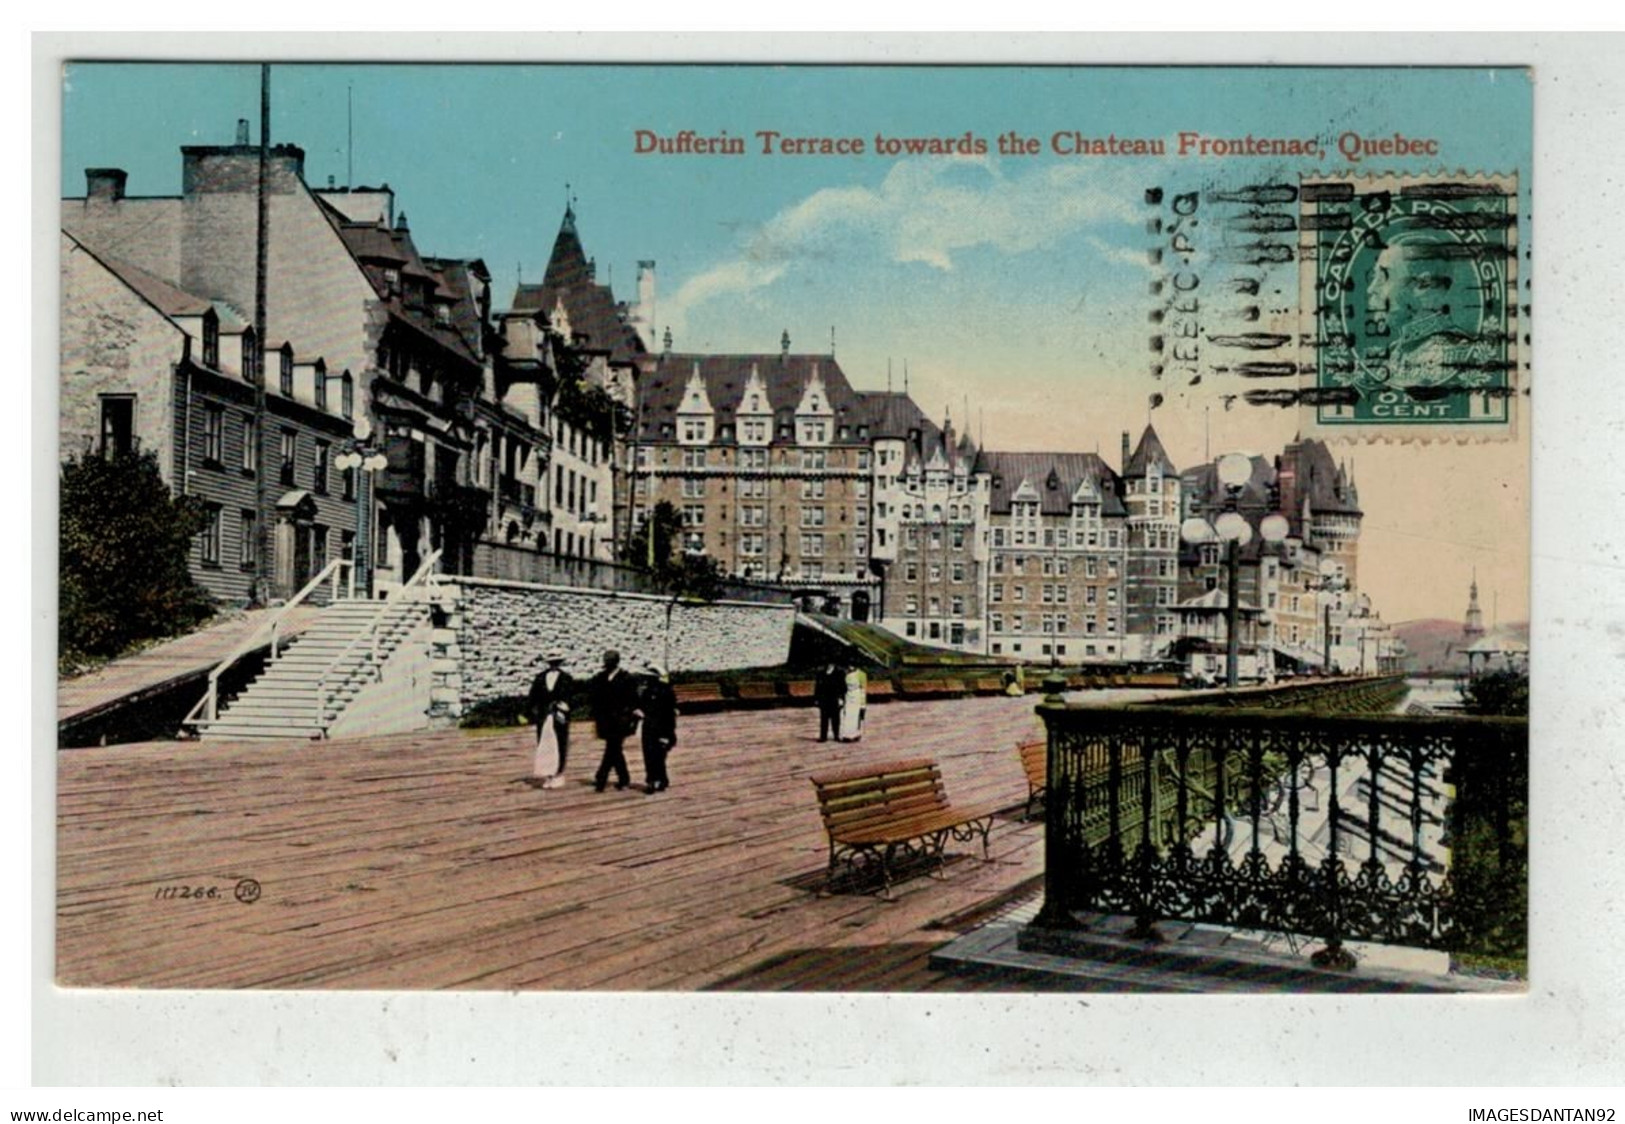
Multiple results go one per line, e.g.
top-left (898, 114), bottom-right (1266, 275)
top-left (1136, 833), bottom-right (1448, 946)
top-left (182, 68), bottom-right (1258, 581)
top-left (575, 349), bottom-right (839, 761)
top-left (1031, 678), bottom-right (1527, 967)
top-left (469, 542), bottom-right (796, 606)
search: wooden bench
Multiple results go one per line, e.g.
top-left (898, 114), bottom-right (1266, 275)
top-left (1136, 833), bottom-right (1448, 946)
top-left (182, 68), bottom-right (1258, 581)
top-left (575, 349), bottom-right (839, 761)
top-left (673, 682), bottom-right (724, 710)
top-left (809, 758), bottom-right (997, 898)
top-left (735, 681), bottom-right (779, 704)
top-left (785, 680), bottom-right (816, 700)
top-left (865, 678), bottom-right (895, 699)
top-left (1017, 738), bottom-right (1047, 820)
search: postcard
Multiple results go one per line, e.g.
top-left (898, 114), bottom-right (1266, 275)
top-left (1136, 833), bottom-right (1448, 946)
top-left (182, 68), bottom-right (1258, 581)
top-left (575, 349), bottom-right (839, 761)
top-left (49, 53), bottom-right (1541, 1064)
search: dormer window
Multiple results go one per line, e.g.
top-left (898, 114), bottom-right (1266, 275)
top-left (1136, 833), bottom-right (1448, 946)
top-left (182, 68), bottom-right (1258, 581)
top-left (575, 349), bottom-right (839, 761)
top-left (241, 328), bottom-right (259, 384)
top-left (434, 302), bottom-right (451, 326)
top-left (383, 268), bottom-right (400, 295)
top-left (340, 371), bottom-right (354, 419)
top-left (202, 311), bottom-right (219, 370)
top-left (279, 346), bottom-right (294, 397)
top-left (314, 361), bottom-right (329, 411)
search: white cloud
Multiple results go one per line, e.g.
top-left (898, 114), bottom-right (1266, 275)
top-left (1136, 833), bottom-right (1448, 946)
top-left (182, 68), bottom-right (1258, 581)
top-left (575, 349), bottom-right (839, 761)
top-left (662, 157), bottom-right (1141, 341)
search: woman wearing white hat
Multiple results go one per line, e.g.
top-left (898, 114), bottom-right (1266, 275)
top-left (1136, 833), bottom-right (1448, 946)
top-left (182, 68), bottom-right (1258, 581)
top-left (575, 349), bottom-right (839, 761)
top-left (526, 651), bottom-right (573, 788)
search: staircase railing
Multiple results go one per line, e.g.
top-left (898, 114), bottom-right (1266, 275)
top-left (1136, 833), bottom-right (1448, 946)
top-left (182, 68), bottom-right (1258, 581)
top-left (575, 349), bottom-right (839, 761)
top-left (313, 549), bottom-right (442, 734)
top-left (182, 558), bottom-right (355, 729)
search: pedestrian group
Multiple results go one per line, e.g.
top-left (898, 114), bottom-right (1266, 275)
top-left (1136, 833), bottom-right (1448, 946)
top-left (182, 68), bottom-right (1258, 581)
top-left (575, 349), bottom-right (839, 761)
top-left (527, 649), bottom-right (679, 796)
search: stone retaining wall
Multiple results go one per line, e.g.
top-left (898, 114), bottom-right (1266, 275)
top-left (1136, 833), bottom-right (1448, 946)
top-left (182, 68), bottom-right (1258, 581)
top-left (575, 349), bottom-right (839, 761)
top-left (425, 577), bottom-right (797, 720)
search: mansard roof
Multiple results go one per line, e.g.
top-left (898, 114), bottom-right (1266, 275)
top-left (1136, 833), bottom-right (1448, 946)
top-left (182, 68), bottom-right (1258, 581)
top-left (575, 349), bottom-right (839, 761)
top-left (1286, 438), bottom-right (1363, 517)
top-left (634, 353), bottom-right (862, 443)
top-left (983, 451), bottom-right (1125, 517)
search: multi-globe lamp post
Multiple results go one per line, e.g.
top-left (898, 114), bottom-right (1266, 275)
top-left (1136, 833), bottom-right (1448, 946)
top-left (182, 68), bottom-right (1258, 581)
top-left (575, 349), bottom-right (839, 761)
top-left (1178, 452), bottom-right (1291, 689)
top-left (333, 415), bottom-right (388, 599)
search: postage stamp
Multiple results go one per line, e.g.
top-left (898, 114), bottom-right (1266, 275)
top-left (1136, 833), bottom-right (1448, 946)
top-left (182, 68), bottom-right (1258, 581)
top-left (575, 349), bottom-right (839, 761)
top-left (1300, 173), bottom-right (1521, 436)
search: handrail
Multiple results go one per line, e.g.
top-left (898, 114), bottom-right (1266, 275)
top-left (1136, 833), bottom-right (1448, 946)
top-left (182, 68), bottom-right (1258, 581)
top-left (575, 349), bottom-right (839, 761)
top-left (182, 558), bottom-right (354, 729)
top-left (313, 548), bottom-right (442, 733)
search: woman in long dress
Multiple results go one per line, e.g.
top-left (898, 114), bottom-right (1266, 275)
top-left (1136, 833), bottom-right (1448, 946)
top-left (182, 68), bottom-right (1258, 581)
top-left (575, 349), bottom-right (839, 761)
top-left (838, 666), bottom-right (867, 742)
top-left (530, 708), bottom-right (564, 787)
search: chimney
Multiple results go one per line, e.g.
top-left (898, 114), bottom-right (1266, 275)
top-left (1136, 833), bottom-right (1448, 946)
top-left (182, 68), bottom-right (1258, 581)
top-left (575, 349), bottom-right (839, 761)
top-left (235, 118), bottom-right (251, 145)
top-left (637, 260), bottom-right (656, 308)
top-left (1121, 431), bottom-right (1131, 470)
top-left (396, 211), bottom-right (409, 232)
top-left (84, 168), bottom-right (127, 202)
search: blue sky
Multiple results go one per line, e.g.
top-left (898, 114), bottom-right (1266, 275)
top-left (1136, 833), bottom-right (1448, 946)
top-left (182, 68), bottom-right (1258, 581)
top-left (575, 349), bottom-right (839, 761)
top-left (60, 63), bottom-right (1532, 621)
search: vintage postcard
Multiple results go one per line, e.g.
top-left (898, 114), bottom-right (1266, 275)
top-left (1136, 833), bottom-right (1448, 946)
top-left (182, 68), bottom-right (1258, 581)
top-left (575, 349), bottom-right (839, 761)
top-left (53, 58), bottom-right (1531, 1015)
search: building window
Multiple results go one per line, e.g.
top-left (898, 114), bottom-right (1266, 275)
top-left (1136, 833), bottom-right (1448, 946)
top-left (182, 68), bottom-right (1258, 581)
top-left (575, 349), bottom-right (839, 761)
top-left (240, 414), bottom-right (257, 475)
top-left (682, 477), bottom-right (706, 499)
top-left (200, 505), bottom-right (222, 566)
top-left (202, 314), bottom-right (219, 369)
top-left (280, 429), bottom-right (297, 486)
top-left (99, 395), bottom-right (135, 458)
top-left (202, 405), bottom-right (224, 466)
top-left (801, 534), bottom-right (823, 557)
top-left (313, 440), bottom-right (330, 494)
top-left (279, 348), bottom-right (294, 397)
top-left (312, 524), bottom-right (328, 570)
top-left (683, 505), bottom-right (705, 527)
top-left (239, 510), bottom-right (256, 570)
top-left (802, 478), bottom-right (826, 499)
top-left (801, 507), bottom-right (825, 528)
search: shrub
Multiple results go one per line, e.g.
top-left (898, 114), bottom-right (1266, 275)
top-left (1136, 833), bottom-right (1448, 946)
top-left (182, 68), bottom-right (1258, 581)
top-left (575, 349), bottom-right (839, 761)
top-left (60, 450), bottom-right (214, 672)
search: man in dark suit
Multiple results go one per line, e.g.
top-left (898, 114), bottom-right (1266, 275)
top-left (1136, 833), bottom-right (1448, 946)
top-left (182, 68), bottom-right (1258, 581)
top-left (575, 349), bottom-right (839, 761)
top-left (589, 649), bottom-right (642, 792)
top-left (526, 650), bottom-right (574, 788)
top-left (815, 662), bottom-right (845, 743)
top-left (639, 663), bottom-right (678, 795)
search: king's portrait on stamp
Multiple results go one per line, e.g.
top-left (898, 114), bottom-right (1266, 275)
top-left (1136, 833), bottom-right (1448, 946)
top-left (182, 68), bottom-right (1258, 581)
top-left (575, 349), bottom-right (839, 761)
top-left (52, 61), bottom-right (1531, 1005)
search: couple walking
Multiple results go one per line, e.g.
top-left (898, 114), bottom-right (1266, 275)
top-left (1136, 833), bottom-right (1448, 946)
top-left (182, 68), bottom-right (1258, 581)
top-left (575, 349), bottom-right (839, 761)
top-left (527, 649), bottom-right (677, 795)
top-left (815, 662), bottom-right (867, 743)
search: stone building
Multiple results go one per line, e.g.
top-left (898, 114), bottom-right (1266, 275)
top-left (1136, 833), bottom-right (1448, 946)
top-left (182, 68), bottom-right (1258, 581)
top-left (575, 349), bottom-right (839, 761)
top-left (60, 229), bottom-right (360, 604)
top-left (61, 128), bottom-right (498, 602)
top-left (509, 204), bottom-right (646, 563)
top-left (1120, 425), bottom-right (1183, 660)
top-left (629, 340), bottom-right (880, 613)
top-left (867, 401), bottom-right (987, 647)
top-left (982, 451), bottom-right (1129, 662)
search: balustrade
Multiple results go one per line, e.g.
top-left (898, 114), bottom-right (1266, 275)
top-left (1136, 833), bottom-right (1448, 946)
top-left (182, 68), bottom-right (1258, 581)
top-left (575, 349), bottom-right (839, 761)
top-left (1031, 678), bottom-right (1527, 968)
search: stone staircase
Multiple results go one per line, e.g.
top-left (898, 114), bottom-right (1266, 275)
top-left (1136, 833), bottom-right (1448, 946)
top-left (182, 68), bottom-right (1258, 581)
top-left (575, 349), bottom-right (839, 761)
top-left (196, 597), bottom-right (432, 741)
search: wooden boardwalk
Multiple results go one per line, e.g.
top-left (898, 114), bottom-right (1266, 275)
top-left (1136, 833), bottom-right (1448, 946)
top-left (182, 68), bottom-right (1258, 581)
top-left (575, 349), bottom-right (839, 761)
top-left (56, 690), bottom-right (1159, 991)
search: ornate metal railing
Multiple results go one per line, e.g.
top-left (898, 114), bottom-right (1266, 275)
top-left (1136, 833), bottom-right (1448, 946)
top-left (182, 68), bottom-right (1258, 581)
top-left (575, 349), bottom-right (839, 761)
top-left (1032, 688), bottom-right (1527, 968)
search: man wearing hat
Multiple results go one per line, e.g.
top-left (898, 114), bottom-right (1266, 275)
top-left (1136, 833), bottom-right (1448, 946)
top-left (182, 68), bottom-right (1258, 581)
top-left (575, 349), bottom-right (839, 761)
top-left (639, 662), bottom-right (679, 795)
top-left (589, 649), bottom-right (642, 792)
top-left (526, 651), bottom-right (574, 788)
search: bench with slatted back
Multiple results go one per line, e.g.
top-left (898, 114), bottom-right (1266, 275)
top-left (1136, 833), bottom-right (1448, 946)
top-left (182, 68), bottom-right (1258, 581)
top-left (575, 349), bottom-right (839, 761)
top-left (809, 758), bottom-right (996, 898)
top-left (1017, 738), bottom-right (1047, 820)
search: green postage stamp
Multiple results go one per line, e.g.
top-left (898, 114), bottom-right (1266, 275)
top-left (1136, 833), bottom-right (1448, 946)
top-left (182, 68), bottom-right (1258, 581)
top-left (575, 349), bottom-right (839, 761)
top-left (1301, 172), bottom-right (1520, 435)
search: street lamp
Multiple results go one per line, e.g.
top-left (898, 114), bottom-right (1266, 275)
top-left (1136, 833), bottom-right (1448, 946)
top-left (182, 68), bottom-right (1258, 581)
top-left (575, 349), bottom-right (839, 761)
top-left (1180, 452), bottom-right (1290, 688)
top-left (582, 501), bottom-right (606, 562)
top-left (334, 415), bottom-right (388, 598)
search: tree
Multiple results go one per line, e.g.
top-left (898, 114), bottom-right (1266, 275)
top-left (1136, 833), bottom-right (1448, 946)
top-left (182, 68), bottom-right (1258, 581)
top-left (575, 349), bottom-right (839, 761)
top-left (60, 450), bottom-right (214, 672)
top-left (1461, 668), bottom-right (1529, 717)
top-left (620, 500), bottom-right (725, 601)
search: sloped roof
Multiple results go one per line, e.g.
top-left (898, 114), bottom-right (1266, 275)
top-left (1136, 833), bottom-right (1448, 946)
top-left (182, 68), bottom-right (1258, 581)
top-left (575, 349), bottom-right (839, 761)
top-left (78, 240), bottom-right (213, 318)
top-left (510, 205), bottom-right (646, 366)
top-left (422, 257), bottom-right (488, 360)
top-left (1123, 423), bottom-right (1178, 477)
top-left (983, 451), bottom-right (1125, 517)
top-left (314, 195), bottom-right (481, 371)
top-left (634, 353), bottom-right (864, 443)
top-left (1286, 438), bottom-right (1362, 517)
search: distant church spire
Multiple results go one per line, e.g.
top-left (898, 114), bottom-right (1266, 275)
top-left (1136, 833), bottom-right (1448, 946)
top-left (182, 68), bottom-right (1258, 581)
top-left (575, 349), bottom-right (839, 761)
top-left (1463, 569), bottom-right (1486, 645)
